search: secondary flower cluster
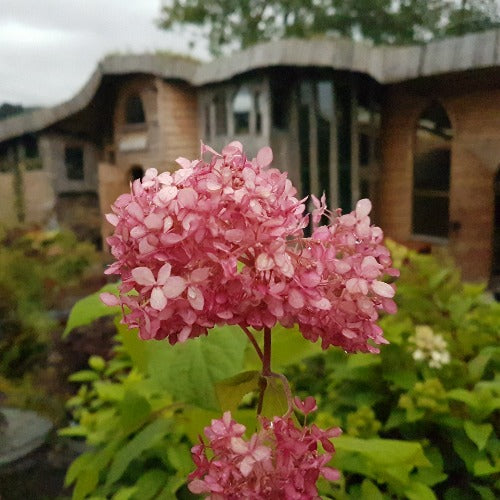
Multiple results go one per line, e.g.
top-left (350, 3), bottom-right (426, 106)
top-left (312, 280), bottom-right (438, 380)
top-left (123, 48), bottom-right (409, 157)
top-left (188, 400), bottom-right (341, 499)
top-left (102, 142), bottom-right (397, 351)
top-left (410, 325), bottom-right (450, 369)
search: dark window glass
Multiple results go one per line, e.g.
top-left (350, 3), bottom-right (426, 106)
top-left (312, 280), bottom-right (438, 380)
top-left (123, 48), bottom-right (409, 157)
top-left (129, 165), bottom-right (144, 182)
top-left (65, 147), bottom-right (84, 180)
top-left (233, 87), bottom-right (251, 134)
top-left (214, 94), bottom-right (227, 136)
top-left (204, 104), bottom-right (211, 139)
top-left (254, 91), bottom-right (262, 134)
top-left (125, 95), bottom-right (145, 124)
top-left (336, 85), bottom-right (352, 212)
top-left (271, 78), bottom-right (291, 129)
top-left (24, 135), bottom-right (38, 159)
top-left (359, 133), bottom-right (370, 166)
top-left (412, 103), bottom-right (452, 238)
top-left (316, 81), bottom-right (332, 203)
top-left (298, 82), bottom-right (311, 200)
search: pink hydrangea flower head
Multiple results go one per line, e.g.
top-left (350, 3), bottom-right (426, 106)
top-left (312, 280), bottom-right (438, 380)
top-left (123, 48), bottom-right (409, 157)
top-left (103, 143), bottom-right (397, 352)
top-left (188, 399), bottom-right (341, 499)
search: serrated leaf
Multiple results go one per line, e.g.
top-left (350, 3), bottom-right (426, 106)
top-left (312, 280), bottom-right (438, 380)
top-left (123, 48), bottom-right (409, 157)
top-left (474, 457), bottom-right (500, 476)
top-left (106, 418), bottom-right (171, 486)
top-left (112, 487), bottom-right (137, 500)
top-left (65, 452), bottom-right (95, 487)
top-left (64, 283), bottom-right (121, 337)
top-left (464, 421), bottom-right (493, 451)
top-left (148, 325), bottom-right (247, 410)
top-left (215, 370), bottom-right (260, 412)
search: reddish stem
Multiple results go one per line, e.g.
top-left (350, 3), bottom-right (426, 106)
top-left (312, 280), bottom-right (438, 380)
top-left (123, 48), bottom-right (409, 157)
top-left (262, 327), bottom-right (272, 376)
top-left (239, 324), bottom-right (264, 361)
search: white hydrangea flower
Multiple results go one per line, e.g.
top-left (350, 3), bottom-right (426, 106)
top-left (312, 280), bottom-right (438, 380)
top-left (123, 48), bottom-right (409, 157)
top-left (409, 325), bottom-right (451, 369)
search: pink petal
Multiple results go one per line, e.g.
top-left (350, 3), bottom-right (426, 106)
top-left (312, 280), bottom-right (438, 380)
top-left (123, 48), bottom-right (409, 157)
top-left (187, 286), bottom-right (204, 310)
top-left (190, 267), bottom-right (210, 283)
top-left (144, 213), bottom-right (163, 230)
top-left (372, 280), bottom-right (395, 298)
top-left (256, 146), bottom-right (273, 167)
top-left (131, 267), bottom-right (156, 286)
top-left (301, 271), bottom-right (321, 288)
top-left (157, 263), bottom-right (172, 284)
top-left (105, 213), bottom-right (119, 226)
top-left (178, 187), bottom-right (198, 208)
top-left (225, 229), bottom-right (245, 243)
top-left (355, 198), bottom-right (372, 218)
top-left (126, 201), bottom-right (144, 221)
top-left (163, 276), bottom-right (187, 298)
top-left (175, 157), bottom-right (192, 168)
top-left (288, 289), bottom-right (305, 309)
top-left (150, 287), bottom-right (167, 310)
top-left (157, 185), bottom-right (178, 204)
top-left (256, 253), bottom-right (274, 271)
top-left (100, 292), bottom-right (120, 306)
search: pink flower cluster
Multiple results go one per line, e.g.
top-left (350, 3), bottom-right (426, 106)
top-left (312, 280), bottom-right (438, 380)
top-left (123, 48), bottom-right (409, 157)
top-left (188, 400), bottom-right (341, 499)
top-left (102, 142), bottom-right (397, 351)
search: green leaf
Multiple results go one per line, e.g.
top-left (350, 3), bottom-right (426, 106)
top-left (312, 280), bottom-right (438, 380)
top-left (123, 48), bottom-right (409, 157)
top-left (333, 436), bottom-right (431, 468)
top-left (116, 320), bottom-right (150, 373)
top-left (118, 391), bottom-right (152, 432)
top-left (166, 443), bottom-right (193, 475)
top-left (68, 370), bottom-right (100, 383)
top-left (215, 370), bottom-right (260, 412)
top-left (464, 421), bottom-right (493, 451)
top-left (64, 283), bottom-right (121, 337)
top-left (65, 452), bottom-right (95, 487)
top-left (73, 465), bottom-right (99, 500)
top-left (361, 479), bottom-right (385, 500)
top-left (404, 481), bottom-right (437, 500)
top-left (106, 418), bottom-right (171, 487)
top-left (112, 487), bottom-right (137, 500)
top-left (245, 324), bottom-right (322, 370)
top-left (468, 347), bottom-right (499, 382)
top-left (260, 375), bottom-right (290, 418)
top-left (148, 325), bottom-right (247, 410)
top-left (133, 469), bottom-right (168, 500)
top-left (474, 457), bottom-right (500, 476)
top-left (58, 425), bottom-right (89, 438)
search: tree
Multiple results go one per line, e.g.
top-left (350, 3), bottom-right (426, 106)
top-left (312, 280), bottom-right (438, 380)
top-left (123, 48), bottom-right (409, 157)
top-left (158, 0), bottom-right (500, 56)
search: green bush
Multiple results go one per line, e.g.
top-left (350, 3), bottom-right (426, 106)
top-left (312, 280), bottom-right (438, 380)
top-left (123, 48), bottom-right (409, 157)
top-left (0, 226), bottom-right (98, 378)
top-left (62, 242), bottom-right (499, 499)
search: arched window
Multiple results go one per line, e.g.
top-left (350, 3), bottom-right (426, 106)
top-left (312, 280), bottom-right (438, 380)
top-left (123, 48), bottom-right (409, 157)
top-left (129, 165), bottom-right (144, 182)
top-left (233, 86), bottom-right (252, 134)
top-left (412, 103), bottom-right (452, 239)
top-left (125, 94), bottom-right (145, 124)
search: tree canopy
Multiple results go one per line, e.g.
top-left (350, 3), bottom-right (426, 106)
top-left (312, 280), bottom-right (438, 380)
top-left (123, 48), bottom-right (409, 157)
top-left (159, 0), bottom-right (500, 56)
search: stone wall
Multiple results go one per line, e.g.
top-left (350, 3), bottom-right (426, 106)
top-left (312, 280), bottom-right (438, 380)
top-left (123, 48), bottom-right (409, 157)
top-left (379, 86), bottom-right (500, 281)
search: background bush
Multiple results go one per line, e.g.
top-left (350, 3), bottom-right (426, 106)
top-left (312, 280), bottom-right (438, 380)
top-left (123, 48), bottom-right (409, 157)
top-left (62, 241), bottom-right (499, 499)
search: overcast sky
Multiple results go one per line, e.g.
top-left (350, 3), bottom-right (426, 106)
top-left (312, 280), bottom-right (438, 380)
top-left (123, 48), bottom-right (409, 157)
top-left (0, 0), bottom-right (209, 107)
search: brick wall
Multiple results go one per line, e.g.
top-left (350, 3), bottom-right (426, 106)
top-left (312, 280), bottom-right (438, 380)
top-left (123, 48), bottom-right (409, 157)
top-left (379, 86), bottom-right (500, 281)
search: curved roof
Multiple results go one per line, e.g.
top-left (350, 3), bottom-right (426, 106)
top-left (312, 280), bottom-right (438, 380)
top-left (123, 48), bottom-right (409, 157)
top-left (1, 29), bottom-right (499, 142)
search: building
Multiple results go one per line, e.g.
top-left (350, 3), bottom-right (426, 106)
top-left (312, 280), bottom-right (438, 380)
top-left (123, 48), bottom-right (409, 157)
top-left (0, 31), bottom-right (499, 283)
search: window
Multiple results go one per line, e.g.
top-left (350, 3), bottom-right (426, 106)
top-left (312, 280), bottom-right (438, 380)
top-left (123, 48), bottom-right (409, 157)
top-left (65, 146), bottom-right (84, 180)
top-left (213, 94), bottom-right (227, 136)
top-left (204, 103), bottom-right (211, 139)
top-left (129, 165), bottom-right (144, 182)
top-left (125, 94), bottom-right (145, 124)
top-left (271, 77), bottom-right (291, 130)
top-left (254, 91), bottom-right (262, 134)
top-left (412, 103), bottom-right (452, 239)
top-left (233, 87), bottom-right (251, 134)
